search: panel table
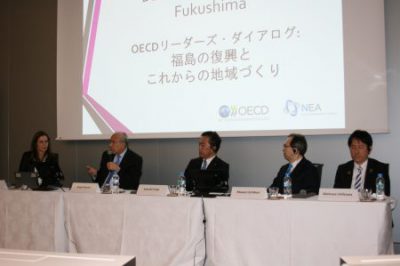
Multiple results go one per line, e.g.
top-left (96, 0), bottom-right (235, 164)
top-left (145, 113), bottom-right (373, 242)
top-left (203, 197), bottom-right (393, 266)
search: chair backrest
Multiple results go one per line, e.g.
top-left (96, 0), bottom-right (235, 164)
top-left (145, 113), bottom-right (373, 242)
top-left (313, 163), bottom-right (324, 189)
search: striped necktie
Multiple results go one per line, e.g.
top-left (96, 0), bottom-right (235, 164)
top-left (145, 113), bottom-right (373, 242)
top-left (354, 166), bottom-right (362, 191)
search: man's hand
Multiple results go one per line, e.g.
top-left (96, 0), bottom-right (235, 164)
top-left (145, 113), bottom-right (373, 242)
top-left (107, 162), bottom-right (120, 172)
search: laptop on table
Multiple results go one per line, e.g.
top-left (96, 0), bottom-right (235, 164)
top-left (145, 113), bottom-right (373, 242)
top-left (14, 172), bottom-right (58, 191)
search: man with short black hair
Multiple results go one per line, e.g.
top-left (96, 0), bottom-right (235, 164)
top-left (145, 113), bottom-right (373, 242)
top-left (270, 133), bottom-right (319, 194)
top-left (334, 129), bottom-right (390, 195)
top-left (87, 132), bottom-right (143, 190)
top-left (184, 131), bottom-right (229, 192)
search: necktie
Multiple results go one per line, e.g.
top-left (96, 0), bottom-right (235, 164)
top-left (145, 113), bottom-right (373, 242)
top-left (201, 159), bottom-right (207, 170)
top-left (285, 163), bottom-right (293, 176)
top-left (354, 166), bottom-right (362, 191)
top-left (104, 155), bottom-right (122, 185)
top-left (115, 155), bottom-right (122, 165)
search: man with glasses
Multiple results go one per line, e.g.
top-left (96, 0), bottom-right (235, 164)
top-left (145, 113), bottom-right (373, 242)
top-left (270, 133), bottom-right (319, 194)
top-left (334, 129), bottom-right (390, 195)
top-left (87, 132), bottom-right (143, 190)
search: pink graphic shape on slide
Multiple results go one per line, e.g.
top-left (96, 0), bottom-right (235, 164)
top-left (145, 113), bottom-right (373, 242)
top-left (82, 0), bottom-right (132, 134)
top-left (85, 95), bottom-right (132, 133)
top-left (82, 0), bottom-right (101, 96)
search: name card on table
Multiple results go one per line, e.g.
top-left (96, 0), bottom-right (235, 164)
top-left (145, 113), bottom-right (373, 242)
top-left (230, 187), bottom-right (267, 199)
top-left (0, 179), bottom-right (8, 190)
top-left (318, 188), bottom-right (359, 202)
top-left (137, 184), bottom-right (169, 196)
top-left (70, 182), bottom-right (100, 193)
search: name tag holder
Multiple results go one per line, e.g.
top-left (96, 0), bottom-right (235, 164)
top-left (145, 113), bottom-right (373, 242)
top-left (137, 184), bottom-right (169, 196)
top-left (70, 182), bottom-right (100, 193)
top-left (318, 188), bottom-right (359, 202)
top-left (230, 187), bottom-right (267, 199)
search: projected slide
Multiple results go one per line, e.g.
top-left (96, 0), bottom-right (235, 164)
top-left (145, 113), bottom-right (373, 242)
top-left (82, 0), bottom-right (345, 136)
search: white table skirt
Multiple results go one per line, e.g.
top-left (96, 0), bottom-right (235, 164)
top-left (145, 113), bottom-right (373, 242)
top-left (203, 197), bottom-right (394, 266)
top-left (63, 193), bottom-right (205, 266)
top-left (0, 190), bottom-right (393, 266)
top-left (0, 190), bottom-right (66, 252)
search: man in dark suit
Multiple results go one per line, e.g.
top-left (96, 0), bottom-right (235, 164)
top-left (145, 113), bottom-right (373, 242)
top-left (87, 132), bottom-right (143, 190)
top-left (184, 131), bottom-right (229, 192)
top-left (334, 130), bottom-right (390, 195)
top-left (270, 133), bottom-right (319, 194)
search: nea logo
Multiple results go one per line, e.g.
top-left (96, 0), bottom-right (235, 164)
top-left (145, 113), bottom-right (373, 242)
top-left (284, 100), bottom-right (322, 116)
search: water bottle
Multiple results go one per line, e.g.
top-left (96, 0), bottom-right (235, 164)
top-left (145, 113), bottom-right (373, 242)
top-left (177, 172), bottom-right (186, 196)
top-left (283, 174), bottom-right (292, 197)
top-left (376, 173), bottom-right (385, 200)
top-left (111, 173), bottom-right (120, 194)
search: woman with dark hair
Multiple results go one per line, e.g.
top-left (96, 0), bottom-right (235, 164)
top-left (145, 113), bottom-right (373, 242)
top-left (19, 131), bottom-right (63, 188)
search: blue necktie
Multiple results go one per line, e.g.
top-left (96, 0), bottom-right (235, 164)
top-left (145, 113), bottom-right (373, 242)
top-left (285, 163), bottom-right (293, 176)
top-left (115, 155), bottom-right (122, 165)
top-left (104, 155), bottom-right (122, 185)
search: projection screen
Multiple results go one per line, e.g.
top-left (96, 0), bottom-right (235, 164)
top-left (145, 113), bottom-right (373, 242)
top-left (57, 0), bottom-right (387, 140)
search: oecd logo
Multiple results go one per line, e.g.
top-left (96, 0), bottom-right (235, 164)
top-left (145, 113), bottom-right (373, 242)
top-left (219, 105), bottom-right (269, 119)
top-left (219, 105), bottom-right (231, 118)
top-left (284, 99), bottom-right (322, 116)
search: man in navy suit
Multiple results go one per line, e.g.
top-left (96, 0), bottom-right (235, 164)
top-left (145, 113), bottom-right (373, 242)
top-left (334, 130), bottom-right (390, 195)
top-left (184, 131), bottom-right (229, 192)
top-left (87, 132), bottom-right (143, 190)
top-left (270, 133), bottom-right (319, 194)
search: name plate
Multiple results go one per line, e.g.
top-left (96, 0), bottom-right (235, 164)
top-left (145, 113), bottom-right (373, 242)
top-left (70, 182), bottom-right (100, 193)
top-left (0, 180), bottom-right (8, 190)
top-left (231, 187), bottom-right (267, 199)
top-left (137, 184), bottom-right (169, 196)
top-left (318, 188), bottom-right (359, 202)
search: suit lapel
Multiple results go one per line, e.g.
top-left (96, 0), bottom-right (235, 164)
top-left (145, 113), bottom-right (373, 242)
top-left (344, 163), bottom-right (353, 187)
top-left (118, 155), bottom-right (124, 167)
top-left (364, 160), bottom-right (375, 188)
top-left (366, 160), bottom-right (375, 176)
top-left (291, 158), bottom-right (305, 178)
top-left (195, 158), bottom-right (203, 169)
top-left (207, 157), bottom-right (218, 170)
top-left (117, 150), bottom-right (128, 167)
